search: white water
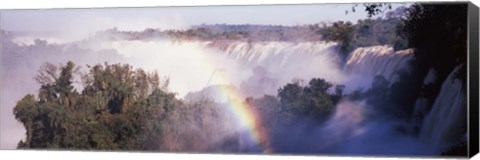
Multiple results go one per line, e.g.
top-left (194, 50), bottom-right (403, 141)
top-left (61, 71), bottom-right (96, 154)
top-left (205, 41), bottom-right (346, 97)
top-left (420, 65), bottom-right (466, 153)
top-left (344, 46), bottom-right (414, 86)
top-left (199, 43), bottom-right (416, 98)
top-left (342, 46), bottom-right (467, 154)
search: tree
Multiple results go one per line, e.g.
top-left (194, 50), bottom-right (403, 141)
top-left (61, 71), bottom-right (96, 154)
top-left (56, 61), bottom-right (75, 94)
top-left (335, 85), bottom-right (345, 98)
top-left (38, 84), bottom-right (57, 104)
top-left (277, 78), bottom-right (337, 122)
top-left (302, 78), bottom-right (335, 119)
top-left (277, 82), bottom-right (303, 105)
top-left (349, 3), bottom-right (393, 18)
top-left (34, 62), bottom-right (58, 85)
top-left (14, 62), bottom-right (174, 149)
top-left (319, 21), bottom-right (355, 58)
top-left (55, 61), bottom-right (77, 106)
top-left (399, 3), bottom-right (467, 83)
top-left (306, 78), bottom-right (332, 94)
top-left (134, 69), bottom-right (149, 100)
top-left (13, 94), bottom-right (38, 148)
top-left (363, 3), bottom-right (392, 18)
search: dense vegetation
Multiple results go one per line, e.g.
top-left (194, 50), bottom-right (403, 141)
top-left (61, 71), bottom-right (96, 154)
top-left (399, 3), bottom-right (468, 155)
top-left (13, 61), bottom-right (343, 151)
top-left (15, 62), bottom-right (170, 150)
top-left (317, 17), bottom-right (407, 59)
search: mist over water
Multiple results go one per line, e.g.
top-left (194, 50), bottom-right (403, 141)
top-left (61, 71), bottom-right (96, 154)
top-left (270, 100), bottom-right (433, 155)
top-left (0, 29), bottom-right (467, 156)
top-left (344, 46), bottom-right (415, 88)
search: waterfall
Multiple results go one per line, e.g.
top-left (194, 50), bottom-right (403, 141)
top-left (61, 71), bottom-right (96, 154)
top-left (207, 41), bottom-right (338, 65)
top-left (201, 42), bottom-right (416, 98)
top-left (202, 41), bottom-right (346, 98)
top-left (344, 46), bottom-right (414, 84)
top-left (420, 65), bottom-right (466, 153)
top-left (341, 45), bottom-right (467, 154)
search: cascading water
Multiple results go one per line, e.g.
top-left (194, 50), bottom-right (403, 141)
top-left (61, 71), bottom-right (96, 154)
top-left (193, 41), bottom-right (347, 99)
top-left (344, 45), bottom-right (414, 85)
top-left (420, 65), bottom-right (466, 153)
top-left (207, 41), bottom-right (338, 65)
top-left (341, 46), bottom-right (467, 154)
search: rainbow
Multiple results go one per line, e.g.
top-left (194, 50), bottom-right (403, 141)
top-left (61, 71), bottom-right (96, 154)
top-left (216, 86), bottom-right (273, 153)
top-left (191, 42), bottom-right (273, 153)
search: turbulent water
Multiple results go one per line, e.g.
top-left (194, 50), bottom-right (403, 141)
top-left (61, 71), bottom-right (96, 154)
top-left (0, 32), bottom-right (467, 155)
top-left (420, 65), bottom-right (466, 153)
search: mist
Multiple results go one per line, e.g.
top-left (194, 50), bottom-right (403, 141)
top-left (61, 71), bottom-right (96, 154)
top-left (1, 27), bottom-right (352, 149)
top-left (269, 100), bottom-right (434, 155)
top-left (0, 23), bottom-right (466, 156)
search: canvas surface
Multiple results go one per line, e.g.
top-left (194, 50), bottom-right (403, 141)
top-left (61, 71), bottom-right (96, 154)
top-left (0, 2), bottom-right (471, 157)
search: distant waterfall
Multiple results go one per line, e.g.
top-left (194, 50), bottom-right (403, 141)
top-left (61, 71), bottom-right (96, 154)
top-left (202, 43), bottom-right (417, 97)
top-left (343, 46), bottom-right (414, 84)
top-left (204, 41), bottom-right (346, 97)
top-left (420, 65), bottom-right (466, 153)
top-left (207, 41), bottom-right (338, 65)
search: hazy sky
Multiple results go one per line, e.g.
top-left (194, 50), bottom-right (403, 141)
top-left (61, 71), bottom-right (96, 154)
top-left (1, 3), bottom-right (409, 32)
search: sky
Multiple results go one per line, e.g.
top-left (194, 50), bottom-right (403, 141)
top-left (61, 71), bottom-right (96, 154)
top-left (1, 3), bottom-right (409, 33)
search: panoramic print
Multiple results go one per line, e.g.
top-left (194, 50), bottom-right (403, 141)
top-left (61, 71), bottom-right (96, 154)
top-left (0, 2), bottom-right (469, 157)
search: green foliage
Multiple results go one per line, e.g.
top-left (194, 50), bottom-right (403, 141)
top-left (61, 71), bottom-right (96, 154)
top-left (14, 61), bottom-right (242, 151)
top-left (399, 3), bottom-right (467, 83)
top-left (14, 94), bottom-right (38, 124)
top-left (318, 17), bottom-right (407, 59)
top-left (14, 60), bottom-right (344, 151)
top-left (14, 61), bottom-right (173, 150)
top-left (318, 21), bottom-right (355, 57)
top-left (278, 82), bottom-right (303, 105)
top-left (277, 78), bottom-right (337, 122)
top-left (13, 94), bottom-right (38, 148)
top-left (55, 61), bottom-right (75, 97)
